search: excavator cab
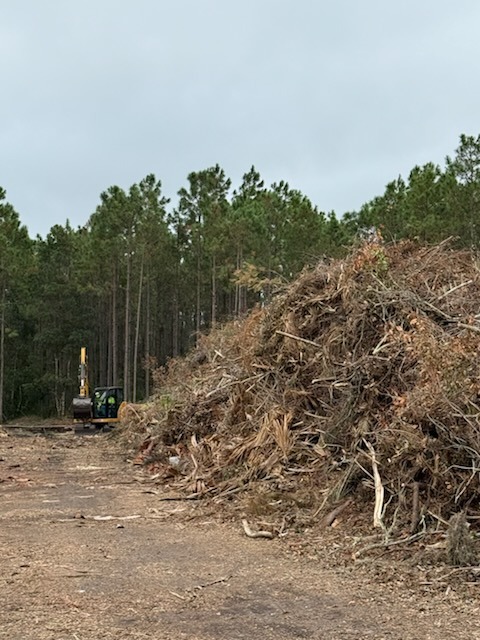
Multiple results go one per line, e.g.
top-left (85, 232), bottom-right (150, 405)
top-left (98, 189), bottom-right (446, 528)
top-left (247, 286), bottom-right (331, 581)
top-left (92, 387), bottom-right (124, 420)
top-left (72, 347), bottom-right (125, 427)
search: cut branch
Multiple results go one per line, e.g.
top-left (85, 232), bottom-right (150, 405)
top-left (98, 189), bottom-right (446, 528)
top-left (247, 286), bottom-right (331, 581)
top-left (410, 481), bottom-right (420, 534)
top-left (242, 519), bottom-right (274, 539)
top-left (275, 330), bottom-right (321, 348)
top-left (364, 441), bottom-right (384, 530)
top-left (321, 499), bottom-right (352, 527)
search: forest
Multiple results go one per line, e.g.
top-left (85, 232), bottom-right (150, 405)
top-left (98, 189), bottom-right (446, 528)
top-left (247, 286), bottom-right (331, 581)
top-left (1, 133), bottom-right (479, 420)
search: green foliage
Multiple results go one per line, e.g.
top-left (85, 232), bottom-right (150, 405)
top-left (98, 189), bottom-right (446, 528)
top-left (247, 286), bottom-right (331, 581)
top-left (445, 134), bottom-right (480, 245)
top-left (0, 193), bottom-right (34, 419)
top-left (346, 133), bottom-right (480, 249)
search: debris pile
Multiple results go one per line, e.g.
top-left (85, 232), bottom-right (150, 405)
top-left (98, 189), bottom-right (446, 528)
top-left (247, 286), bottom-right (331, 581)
top-left (120, 239), bottom-right (480, 535)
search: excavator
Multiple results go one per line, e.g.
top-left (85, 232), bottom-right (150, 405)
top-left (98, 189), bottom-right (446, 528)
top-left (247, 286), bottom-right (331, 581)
top-left (72, 347), bottom-right (125, 427)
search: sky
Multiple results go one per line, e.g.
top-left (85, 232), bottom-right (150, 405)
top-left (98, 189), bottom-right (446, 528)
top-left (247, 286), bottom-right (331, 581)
top-left (1, 1), bottom-right (480, 238)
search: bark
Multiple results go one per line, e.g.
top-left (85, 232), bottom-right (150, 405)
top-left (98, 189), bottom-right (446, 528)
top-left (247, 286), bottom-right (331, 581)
top-left (234, 245), bottom-right (241, 317)
top-left (239, 245), bottom-right (246, 315)
top-left (145, 276), bottom-right (151, 398)
top-left (99, 297), bottom-right (107, 386)
top-left (112, 262), bottom-right (118, 386)
top-left (132, 254), bottom-right (144, 403)
top-left (54, 356), bottom-right (61, 417)
top-left (211, 253), bottom-right (217, 329)
top-left (107, 297), bottom-right (112, 387)
top-left (124, 251), bottom-right (131, 400)
top-left (0, 286), bottom-right (5, 422)
top-left (172, 289), bottom-right (179, 358)
top-left (196, 243), bottom-right (201, 343)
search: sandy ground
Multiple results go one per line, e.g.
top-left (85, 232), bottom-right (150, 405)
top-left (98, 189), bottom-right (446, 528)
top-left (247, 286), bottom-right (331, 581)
top-left (1, 427), bottom-right (480, 640)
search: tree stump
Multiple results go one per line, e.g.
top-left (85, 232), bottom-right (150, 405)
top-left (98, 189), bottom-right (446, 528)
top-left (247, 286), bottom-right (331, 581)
top-left (446, 512), bottom-right (477, 566)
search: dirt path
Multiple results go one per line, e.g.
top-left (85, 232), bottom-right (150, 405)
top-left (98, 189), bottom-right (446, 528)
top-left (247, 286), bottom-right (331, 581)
top-left (1, 428), bottom-right (479, 640)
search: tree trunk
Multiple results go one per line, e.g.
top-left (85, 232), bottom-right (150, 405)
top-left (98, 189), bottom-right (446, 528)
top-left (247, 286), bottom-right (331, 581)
top-left (99, 297), bottom-right (107, 387)
top-left (234, 244), bottom-right (245, 316)
top-left (132, 254), bottom-right (144, 403)
top-left (0, 286), bottom-right (5, 422)
top-left (54, 356), bottom-right (61, 417)
top-left (112, 262), bottom-right (118, 386)
top-left (211, 253), bottom-right (217, 329)
top-left (124, 251), bottom-right (131, 400)
top-left (145, 275), bottom-right (151, 398)
top-left (234, 245), bottom-right (240, 317)
top-left (107, 297), bottom-right (112, 387)
top-left (172, 289), bottom-right (179, 358)
top-left (172, 250), bottom-right (179, 358)
top-left (196, 243), bottom-right (201, 343)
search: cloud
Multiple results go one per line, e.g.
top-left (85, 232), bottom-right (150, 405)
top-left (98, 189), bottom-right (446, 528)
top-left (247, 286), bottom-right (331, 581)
top-left (1, 1), bottom-right (480, 236)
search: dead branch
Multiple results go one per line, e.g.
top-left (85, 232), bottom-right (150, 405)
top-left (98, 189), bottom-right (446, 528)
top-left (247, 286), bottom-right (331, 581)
top-left (354, 531), bottom-right (435, 558)
top-left (241, 519), bottom-right (274, 539)
top-left (364, 441), bottom-right (384, 530)
top-left (456, 322), bottom-right (480, 334)
top-left (275, 330), bottom-right (321, 348)
top-left (321, 499), bottom-right (352, 527)
top-left (205, 374), bottom-right (263, 399)
top-left (437, 280), bottom-right (473, 300)
top-left (410, 482), bottom-right (420, 534)
top-left (194, 575), bottom-right (231, 590)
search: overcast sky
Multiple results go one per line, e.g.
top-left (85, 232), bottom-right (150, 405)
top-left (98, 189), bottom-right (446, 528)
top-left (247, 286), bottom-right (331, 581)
top-left (1, 1), bottom-right (480, 238)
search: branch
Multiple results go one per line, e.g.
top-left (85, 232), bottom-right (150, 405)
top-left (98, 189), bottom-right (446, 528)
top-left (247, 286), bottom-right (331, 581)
top-left (456, 322), bottom-right (480, 335)
top-left (321, 499), bottom-right (352, 527)
top-left (275, 330), bottom-right (321, 348)
top-left (364, 441), bottom-right (384, 529)
top-left (410, 481), bottom-right (420, 534)
top-left (437, 280), bottom-right (473, 301)
top-left (354, 531), bottom-right (430, 558)
top-left (241, 519), bottom-right (274, 539)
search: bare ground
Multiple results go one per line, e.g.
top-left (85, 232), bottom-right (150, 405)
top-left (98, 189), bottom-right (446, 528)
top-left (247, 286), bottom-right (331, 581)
top-left (1, 428), bottom-right (480, 640)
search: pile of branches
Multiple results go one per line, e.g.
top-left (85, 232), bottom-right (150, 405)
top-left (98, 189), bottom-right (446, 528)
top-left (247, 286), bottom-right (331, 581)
top-left (121, 239), bottom-right (480, 535)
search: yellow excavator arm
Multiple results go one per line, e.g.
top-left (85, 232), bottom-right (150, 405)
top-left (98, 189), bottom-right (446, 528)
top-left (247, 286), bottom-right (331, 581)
top-left (78, 346), bottom-right (89, 398)
top-left (73, 347), bottom-right (93, 421)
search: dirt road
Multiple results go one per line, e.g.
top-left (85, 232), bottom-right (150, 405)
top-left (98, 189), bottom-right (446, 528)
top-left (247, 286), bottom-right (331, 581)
top-left (1, 428), bottom-right (479, 640)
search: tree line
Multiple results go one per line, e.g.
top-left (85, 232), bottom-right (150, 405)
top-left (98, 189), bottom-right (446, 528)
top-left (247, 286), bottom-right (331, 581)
top-left (1, 134), bottom-right (479, 420)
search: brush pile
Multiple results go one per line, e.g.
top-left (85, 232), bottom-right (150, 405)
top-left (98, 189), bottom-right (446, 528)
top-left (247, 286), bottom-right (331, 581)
top-left (121, 239), bottom-right (480, 534)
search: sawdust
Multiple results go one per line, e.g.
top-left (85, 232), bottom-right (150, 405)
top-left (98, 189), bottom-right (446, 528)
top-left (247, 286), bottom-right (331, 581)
top-left (2, 430), bottom-right (480, 639)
